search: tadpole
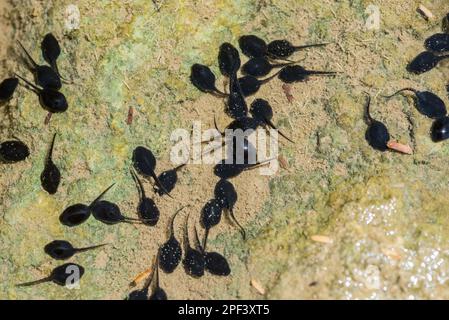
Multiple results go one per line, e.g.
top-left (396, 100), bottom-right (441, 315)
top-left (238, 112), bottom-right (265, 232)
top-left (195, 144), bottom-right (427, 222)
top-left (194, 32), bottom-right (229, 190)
top-left (40, 133), bottom-right (61, 195)
top-left (159, 206), bottom-right (187, 273)
top-left (44, 240), bottom-right (107, 260)
top-left (59, 183), bottom-right (115, 227)
top-left (16, 263), bottom-right (85, 287)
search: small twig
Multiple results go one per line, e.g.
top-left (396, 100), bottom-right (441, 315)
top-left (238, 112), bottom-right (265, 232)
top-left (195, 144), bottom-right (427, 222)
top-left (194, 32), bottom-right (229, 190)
top-left (127, 106), bottom-right (134, 125)
top-left (417, 4), bottom-right (434, 21)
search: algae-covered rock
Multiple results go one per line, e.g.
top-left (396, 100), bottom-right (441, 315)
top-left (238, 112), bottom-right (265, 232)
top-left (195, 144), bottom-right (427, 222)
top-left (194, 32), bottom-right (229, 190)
top-left (1, 0), bottom-right (449, 299)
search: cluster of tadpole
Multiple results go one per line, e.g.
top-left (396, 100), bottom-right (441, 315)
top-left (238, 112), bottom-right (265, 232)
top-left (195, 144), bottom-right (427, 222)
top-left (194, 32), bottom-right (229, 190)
top-left (0, 35), bottom-right (94, 289)
top-left (5, 33), bottom-right (335, 299)
top-left (130, 35), bottom-right (336, 299)
top-left (365, 12), bottom-right (449, 152)
top-left (0, 34), bottom-right (67, 165)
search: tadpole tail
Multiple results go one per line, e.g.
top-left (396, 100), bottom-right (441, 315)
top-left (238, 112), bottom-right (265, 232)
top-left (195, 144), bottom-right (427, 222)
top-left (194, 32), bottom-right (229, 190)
top-left (228, 208), bottom-right (246, 240)
top-left (193, 225), bottom-right (204, 253)
top-left (46, 133), bottom-right (57, 164)
top-left (383, 88), bottom-right (417, 99)
top-left (151, 170), bottom-right (173, 199)
top-left (245, 157), bottom-right (276, 171)
top-left (265, 118), bottom-right (295, 143)
top-left (214, 114), bottom-right (224, 136)
top-left (183, 213), bottom-right (192, 251)
top-left (51, 61), bottom-right (71, 83)
top-left (122, 218), bottom-right (145, 225)
top-left (294, 42), bottom-right (331, 51)
top-left (90, 183), bottom-right (116, 206)
top-left (154, 254), bottom-right (161, 290)
top-left (305, 70), bottom-right (338, 76)
top-left (203, 228), bottom-right (210, 251)
top-left (130, 168), bottom-right (145, 199)
top-left (16, 276), bottom-right (51, 287)
top-left (213, 88), bottom-right (228, 98)
top-left (174, 163), bottom-right (187, 172)
top-left (17, 40), bottom-right (38, 69)
top-left (271, 59), bottom-right (301, 68)
top-left (363, 92), bottom-right (373, 124)
top-left (259, 69), bottom-right (282, 84)
top-left (169, 205), bottom-right (188, 237)
top-left (14, 73), bottom-right (40, 94)
top-left (75, 243), bottom-right (109, 253)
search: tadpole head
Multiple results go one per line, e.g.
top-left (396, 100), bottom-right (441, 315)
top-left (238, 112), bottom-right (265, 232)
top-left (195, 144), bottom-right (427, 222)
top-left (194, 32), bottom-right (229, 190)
top-left (241, 57), bottom-right (272, 78)
top-left (132, 146), bottom-right (156, 177)
top-left (35, 65), bottom-right (61, 90)
top-left (40, 89), bottom-right (68, 113)
top-left (91, 200), bottom-right (124, 225)
top-left (190, 64), bottom-right (217, 93)
top-left (139, 198), bottom-right (160, 226)
top-left (44, 240), bottom-right (75, 260)
top-left (238, 35), bottom-right (267, 58)
top-left (431, 116), bottom-right (449, 142)
top-left (158, 237), bottom-right (182, 273)
top-left (50, 263), bottom-right (85, 286)
top-left (250, 98), bottom-right (273, 121)
top-left (365, 121), bottom-right (390, 151)
top-left (0, 140), bottom-right (30, 163)
top-left (205, 251), bottom-right (231, 276)
top-left (218, 42), bottom-right (241, 77)
top-left (41, 162), bottom-right (61, 195)
top-left (0, 77), bottom-right (19, 101)
top-left (200, 199), bottom-right (223, 230)
top-left (214, 179), bottom-right (237, 209)
top-left (41, 33), bottom-right (61, 64)
top-left (267, 39), bottom-right (295, 59)
top-left (407, 51), bottom-right (441, 74)
top-left (59, 203), bottom-right (91, 227)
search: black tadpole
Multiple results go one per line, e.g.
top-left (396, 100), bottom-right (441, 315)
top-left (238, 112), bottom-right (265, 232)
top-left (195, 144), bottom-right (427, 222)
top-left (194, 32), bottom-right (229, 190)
top-left (238, 35), bottom-right (267, 58)
top-left (41, 33), bottom-right (63, 78)
top-left (44, 240), bottom-right (108, 260)
top-left (190, 64), bottom-right (227, 97)
top-left (238, 71), bottom-right (280, 97)
top-left (154, 163), bottom-right (186, 196)
top-left (14, 73), bottom-right (68, 113)
top-left (0, 139), bottom-right (30, 163)
top-left (364, 94), bottom-right (390, 152)
top-left (278, 65), bottom-right (337, 83)
top-left (407, 51), bottom-right (449, 74)
top-left (218, 42), bottom-right (241, 77)
top-left (91, 200), bottom-right (142, 225)
top-left (16, 263), bottom-right (85, 287)
top-left (158, 206), bottom-right (187, 273)
top-left (59, 183), bottom-right (115, 227)
top-left (40, 133), bottom-right (61, 195)
top-left (195, 227), bottom-right (231, 277)
top-left (182, 214), bottom-right (205, 278)
top-left (17, 40), bottom-right (62, 90)
top-left (431, 116), bottom-right (449, 142)
top-left (200, 199), bottom-right (223, 248)
top-left (0, 77), bottom-right (19, 102)
top-left (241, 57), bottom-right (294, 78)
top-left (384, 88), bottom-right (447, 119)
top-left (267, 39), bottom-right (330, 59)
top-left (132, 146), bottom-right (173, 198)
top-left (214, 179), bottom-right (246, 240)
top-left (250, 98), bottom-right (295, 143)
top-left (130, 168), bottom-right (160, 226)
top-left (424, 33), bottom-right (449, 53)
